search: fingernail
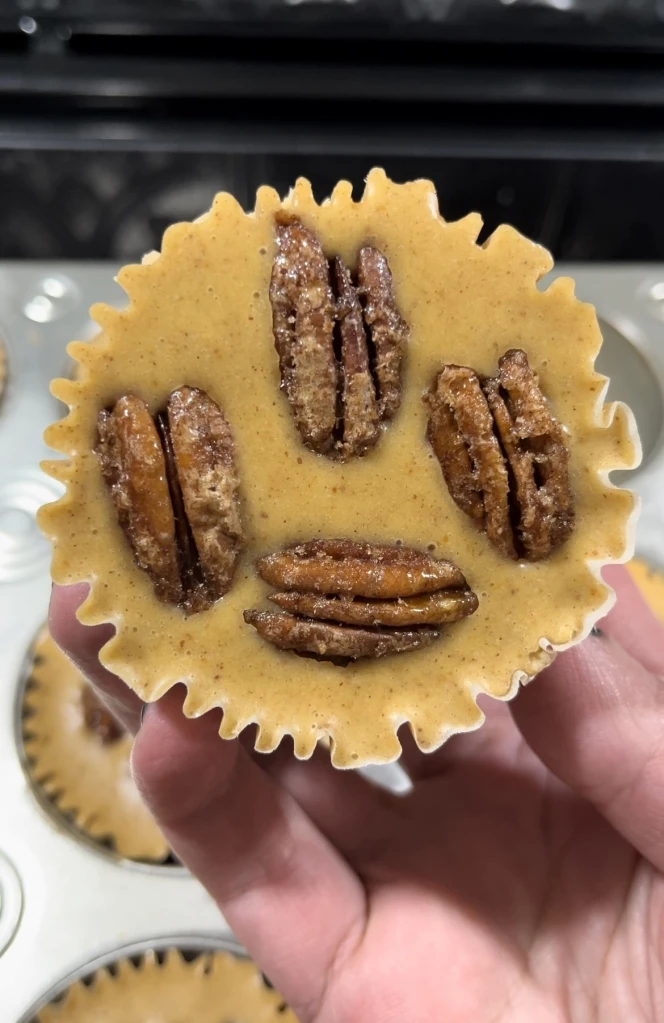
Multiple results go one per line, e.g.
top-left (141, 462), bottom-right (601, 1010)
top-left (591, 625), bottom-right (605, 638)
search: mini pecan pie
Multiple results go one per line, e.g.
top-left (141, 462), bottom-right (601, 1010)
top-left (39, 170), bottom-right (639, 767)
top-left (22, 628), bottom-right (169, 862)
top-left (35, 947), bottom-right (297, 1023)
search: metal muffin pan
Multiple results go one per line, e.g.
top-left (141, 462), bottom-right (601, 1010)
top-left (15, 933), bottom-right (248, 1023)
top-left (0, 261), bottom-right (663, 1023)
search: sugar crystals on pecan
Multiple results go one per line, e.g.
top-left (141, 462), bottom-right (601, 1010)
top-left (270, 220), bottom-right (338, 454)
top-left (96, 387), bottom-right (244, 613)
top-left (270, 220), bottom-right (409, 461)
top-left (425, 349), bottom-right (574, 561)
top-left (333, 256), bottom-right (381, 458)
top-left (97, 395), bottom-right (183, 605)
top-left (166, 387), bottom-right (245, 603)
top-left (487, 349), bottom-right (574, 556)
top-left (269, 589), bottom-right (479, 628)
top-left (244, 610), bottom-right (441, 661)
top-left (426, 365), bottom-right (515, 559)
top-left (256, 539), bottom-right (467, 597)
top-left (244, 539), bottom-right (478, 661)
top-left (357, 246), bottom-right (408, 421)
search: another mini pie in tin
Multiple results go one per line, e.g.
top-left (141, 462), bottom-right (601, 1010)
top-left (22, 628), bottom-right (169, 862)
top-left (34, 947), bottom-right (297, 1022)
top-left (39, 170), bottom-right (639, 767)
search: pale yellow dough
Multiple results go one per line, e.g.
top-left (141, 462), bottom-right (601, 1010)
top-left (35, 947), bottom-right (297, 1022)
top-left (23, 628), bottom-right (169, 862)
top-left (39, 170), bottom-right (639, 767)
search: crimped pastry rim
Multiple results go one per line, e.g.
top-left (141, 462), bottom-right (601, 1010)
top-left (17, 626), bottom-right (173, 867)
top-left (38, 169), bottom-right (641, 768)
top-left (19, 936), bottom-right (295, 1023)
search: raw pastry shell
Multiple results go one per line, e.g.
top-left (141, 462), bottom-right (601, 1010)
top-left (39, 170), bottom-right (640, 768)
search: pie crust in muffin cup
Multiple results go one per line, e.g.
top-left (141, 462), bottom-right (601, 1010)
top-left (39, 169), bottom-right (640, 768)
top-left (22, 628), bottom-right (169, 863)
top-left (34, 946), bottom-right (297, 1022)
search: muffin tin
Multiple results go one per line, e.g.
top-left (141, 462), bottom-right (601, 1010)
top-left (0, 260), bottom-right (662, 1022)
top-left (16, 934), bottom-right (282, 1022)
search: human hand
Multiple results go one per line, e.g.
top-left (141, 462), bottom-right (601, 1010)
top-left (49, 566), bottom-right (664, 1023)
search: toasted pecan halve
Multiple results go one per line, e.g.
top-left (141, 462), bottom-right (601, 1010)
top-left (269, 588), bottom-right (479, 627)
top-left (97, 396), bottom-right (183, 605)
top-left (426, 367), bottom-right (516, 559)
top-left (426, 349), bottom-right (574, 561)
top-left (269, 222), bottom-right (408, 461)
top-left (167, 386), bottom-right (244, 603)
top-left (244, 609), bottom-right (440, 660)
top-left (270, 221), bottom-right (338, 454)
top-left (97, 388), bottom-right (244, 612)
top-left (357, 246), bottom-right (409, 421)
top-left (256, 539), bottom-right (467, 598)
top-left (333, 256), bottom-right (381, 458)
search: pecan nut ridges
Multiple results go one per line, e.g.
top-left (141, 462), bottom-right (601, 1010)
top-left (245, 540), bottom-right (478, 661)
top-left (270, 219), bottom-right (408, 460)
top-left (270, 220), bottom-right (338, 454)
top-left (96, 387), bottom-right (244, 613)
top-left (426, 349), bottom-right (575, 562)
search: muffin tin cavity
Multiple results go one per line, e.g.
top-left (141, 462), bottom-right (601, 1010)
top-left (16, 627), bottom-right (178, 872)
top-left (18, 937), bottom-right (292, 1023)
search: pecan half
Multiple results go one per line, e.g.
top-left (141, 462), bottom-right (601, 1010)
top-left (270, 221), bottom-right (408, 461)
top-left (269, 589), bottom-right (478, 627)
top-left (96, 388), bottom-right (243, 612)
top-left (270, 221), bottom-right (338, 454)
top-left (333, 257), bottom-right (381, 458)
top-left (426, 349), bottom-right (574, 561)
top-left (245, 539), bottom-right (477, 661)
top-left (244, 610), bottom-right (440, 660)
top-left (97, 396), bottom-right (183, 604)
top-left (167, 387), bottom-right (244, 603)
top-left (256, 539), bottom-right (466, 598)
top-left (426, 366), bottom-right (515, 559)
top-left (81, 686), bottom-right (124, 745)
top-left (357, 246), bottom-right (409, 421)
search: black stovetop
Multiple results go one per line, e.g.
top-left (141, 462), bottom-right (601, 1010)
top-left (2, 1), bottom-right (664, 262)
